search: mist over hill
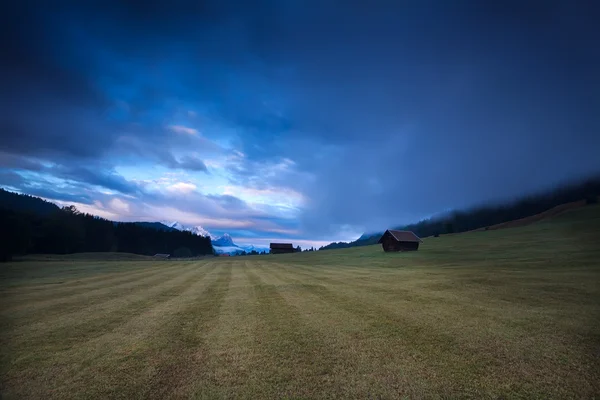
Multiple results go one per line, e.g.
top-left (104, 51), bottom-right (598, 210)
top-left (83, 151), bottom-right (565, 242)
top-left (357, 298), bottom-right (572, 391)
top-left (321, 175), bottom-right (600, 250)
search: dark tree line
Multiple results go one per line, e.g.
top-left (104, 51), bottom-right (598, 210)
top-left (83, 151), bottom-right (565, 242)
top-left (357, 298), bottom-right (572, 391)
top-left (234, 250), bottom-right (268, 256)
top-left (320, 175), bottom-right (600, 250)
top-left (0, 189), bottom-right (59, 215)
top-left (0, 190), bottom-right (213, 261)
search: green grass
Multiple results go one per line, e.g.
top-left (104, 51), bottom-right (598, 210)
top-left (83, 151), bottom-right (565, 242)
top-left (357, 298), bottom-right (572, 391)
top-left (1, 205), bottom-right (600, 399)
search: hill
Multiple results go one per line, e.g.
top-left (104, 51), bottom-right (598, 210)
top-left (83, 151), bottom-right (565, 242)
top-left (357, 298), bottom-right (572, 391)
top-left (321, 175), bottom-right (600, 250)
top-left (289, 200), bottom-right (600, 279)
top-left (134, 222), bottom-right (177, 232)
top-left (0, 188), bottom-right (59, 215)
top-left (0, 189), bottom-right (214, 261)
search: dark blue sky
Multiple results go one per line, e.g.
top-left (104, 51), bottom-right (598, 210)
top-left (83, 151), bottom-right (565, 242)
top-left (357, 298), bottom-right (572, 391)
top-left (1, 0), bottom-right (599, 246)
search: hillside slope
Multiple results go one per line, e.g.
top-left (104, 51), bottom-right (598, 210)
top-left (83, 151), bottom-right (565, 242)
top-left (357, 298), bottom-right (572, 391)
top-left (0, 188), bottom-right (59, 215)
top-left (321, 177), bottom-right (600, 250)
top-left (470, 199), bottom-right (589, 232)
top-left (302, 202), bottom-right (600, 265)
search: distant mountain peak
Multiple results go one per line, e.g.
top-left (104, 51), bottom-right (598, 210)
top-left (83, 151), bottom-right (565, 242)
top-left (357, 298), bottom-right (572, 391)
top-left (211, 233), bottom-right (235, 247)
top-left (160, 221), bottom-right (214, 239)
top-left (159, 221), bottom-right (268, 255)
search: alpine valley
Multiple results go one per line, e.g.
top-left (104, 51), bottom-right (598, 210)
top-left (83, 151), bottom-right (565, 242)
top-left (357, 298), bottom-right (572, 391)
top-left (160, 221), bottom-right (270, 255)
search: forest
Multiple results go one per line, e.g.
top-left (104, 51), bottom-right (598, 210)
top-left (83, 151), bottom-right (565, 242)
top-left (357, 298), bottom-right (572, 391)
top-left (0, 189), bottom-right (214, 261)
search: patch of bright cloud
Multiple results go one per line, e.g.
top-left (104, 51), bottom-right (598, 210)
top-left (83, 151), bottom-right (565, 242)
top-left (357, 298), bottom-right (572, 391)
top-left (144, 205), bottom-right (255, 229)
top-left (109, 197), bottom-right (130, 213)
top-left (167, 182), bottom-right (197, 194)
top-left (168, 124), bottom-right (199, 135)
top-left (223, 185), bottom-right (305, 208)
top-left (54, 200), bottom-right (123, 221)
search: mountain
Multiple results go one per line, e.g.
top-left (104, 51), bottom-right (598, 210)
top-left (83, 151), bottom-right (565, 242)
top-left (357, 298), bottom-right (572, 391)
top-left (212, 243), bottom-right (270, 255)
top-left (163, 221), bottom-right (186, 231)
top-left (187, 225), bottom-right (212, 237)
top-left (212, 245), bottom-right (245, 255)
top-left (135, 222), bottom-right (176, 231)
top-left (239, 244), bottom-right (271, 253)
top-left (212, 234), bottom-right (244, 255)
top-left (210, 234), bottom-right (270, 255)
top-left (161, 221), bottom-right (214, 239)
top-left (158, 221), bottom-right (268, 255)
top-left (211, 233), bottom-right (234, 247)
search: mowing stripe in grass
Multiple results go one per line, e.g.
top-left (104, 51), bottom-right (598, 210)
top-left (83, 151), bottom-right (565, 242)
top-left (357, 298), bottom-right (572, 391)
top-left (242, 265), bottom-right (343, 399)
top-left (1, 262), bottom-right (217, 369)
top-left (1, 261), bottom-right (172, 294)
top-left (140, 262), bottom-right (233, 399)
top-left (0, 262), bottom-right (203, 336)
top-left (181, 261), bottom-right (262, 398)
top-left (0, 261), bottom-right (163, 292)
top-left (1, 262), bottom-right (189, 314)
top-left (263, 260), bottom-right (600, 398)
top-left (0, 261), bottom-right (167, 292)
top-left (258, 262), bottom-right (510, 397)
top-left (270, 261), bottom-right (472, 311)
top-left (0, 261), bottom-right (223, 400)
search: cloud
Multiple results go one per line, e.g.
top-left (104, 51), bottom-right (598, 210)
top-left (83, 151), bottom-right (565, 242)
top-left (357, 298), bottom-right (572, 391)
top-left (1, 0), bottom-right (599, 245)
top-left (166, 182), bottom-right (197, 194)
top-left (109, 197), bottom-right (130, 213)
top-left (22, 187), bottom-right (93, 204)
top-left (0, 171), bottom-right (27, 188)
top-left (176, 156), bottom-right (208, 172)
top-left (0, 152), bottom-right (46, 171)
top-left (50, 166), bottom-right (141, 195)
top-left (168, 125), bottom-right (199, 135)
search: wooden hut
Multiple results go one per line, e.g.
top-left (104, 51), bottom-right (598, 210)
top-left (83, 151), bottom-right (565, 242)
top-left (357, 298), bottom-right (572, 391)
top-left (377, 230), bottom-right (422, 252)
top-left (270, 243), bottom-right (294, 254)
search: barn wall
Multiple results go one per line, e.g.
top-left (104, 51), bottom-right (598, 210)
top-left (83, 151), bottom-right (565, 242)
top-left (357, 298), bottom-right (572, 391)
top-left (381, 233), bottom-right (419, 252)
top-left (381, 234), bottom-right (401, 252)
top-left (399, 241), bottom-right (419, 251)
top-left (271, 248), bottom-right (294, 254)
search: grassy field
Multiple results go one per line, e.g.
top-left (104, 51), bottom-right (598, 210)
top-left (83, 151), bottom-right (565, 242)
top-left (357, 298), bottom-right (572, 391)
top-left (1, 205), bottom-right (599, 399)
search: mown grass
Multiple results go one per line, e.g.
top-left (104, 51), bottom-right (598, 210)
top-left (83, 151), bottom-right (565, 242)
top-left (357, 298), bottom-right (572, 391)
top-left (1, 205), bottom-right (600, 399)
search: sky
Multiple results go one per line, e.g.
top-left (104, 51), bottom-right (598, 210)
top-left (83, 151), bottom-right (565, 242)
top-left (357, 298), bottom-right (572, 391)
top-left (1, 0), bottom-right (599, 247)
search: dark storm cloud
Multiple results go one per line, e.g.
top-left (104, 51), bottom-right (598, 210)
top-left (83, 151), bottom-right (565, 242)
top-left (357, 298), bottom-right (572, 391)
top-left (171, 156), bottom-right (208, 172)
top-left (0, 171), bottom-right (25, 188)
top-left (0, 152), bottom-right (45, 171)
top-left (49, 166), bottom-right (141, 195)
top-left (22, 187), bottom-right (93, 204)
top-left (206, 194), bottom-right (248, 210)
top-left (0, 0), bottom-right (213, 168)
top-left (1, 0), bottom-right (599, 240)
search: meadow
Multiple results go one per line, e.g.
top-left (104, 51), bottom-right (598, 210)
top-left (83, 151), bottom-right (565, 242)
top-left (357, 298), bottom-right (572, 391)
top-left (1, 205), bottom-right (599, 399)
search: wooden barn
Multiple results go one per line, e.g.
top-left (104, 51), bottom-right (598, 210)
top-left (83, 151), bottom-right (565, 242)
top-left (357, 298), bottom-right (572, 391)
top-left (270, 243), bottom-right (294, 254)
top-left (378, 230), bottom-right (422, 252)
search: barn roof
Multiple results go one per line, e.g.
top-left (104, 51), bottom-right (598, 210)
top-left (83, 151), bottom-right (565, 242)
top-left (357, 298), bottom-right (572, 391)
top-left (378, 230), bottom-right (422, 243)
top-left (270, 243), bottom-right (294, 249)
